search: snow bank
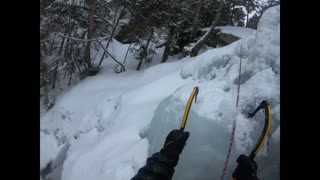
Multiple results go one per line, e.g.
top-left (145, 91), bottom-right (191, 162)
top-left (60, 64), bottom-right (192, 180)
top-left (40, 132), bottom-right (60, 170)
top-left (61, 128), bottom-right (149, 180)
top-left (41, 59), bottom-right (191, 180)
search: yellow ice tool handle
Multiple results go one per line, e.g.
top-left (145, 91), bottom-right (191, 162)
top-left (232, 100), bottom-right (272, 180)
top-left (180, 87), bottom-right (199, 131)
top-left (248, 101), bottom-right (272, 159)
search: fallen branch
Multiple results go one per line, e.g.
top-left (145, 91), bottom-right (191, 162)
top-left (58, 34), bottom-right (109, 42)
top-left (54, 34), bottom-right (126, 71)
top-left (156, 41), bottom-right (168, 48)
top-left (96, 40), bottom-right (126, 71)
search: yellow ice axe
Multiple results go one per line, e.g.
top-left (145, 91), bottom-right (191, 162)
top-left (180, 87), bottom-right (199, 131)
top-left (232, 100), bottom-right (272, 180)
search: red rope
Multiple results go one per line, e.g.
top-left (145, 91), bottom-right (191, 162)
top-left (220, 45), bottom-right (243, 180)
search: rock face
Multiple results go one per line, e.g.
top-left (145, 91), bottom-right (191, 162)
top-left (182, 28), bottom-right (242, 58)
top-left (114, 24), bottom-right (139, 44)
top-left (202, 28), bottom-right (241, 48)
top-left (215, 32), bottom-right (241, 47)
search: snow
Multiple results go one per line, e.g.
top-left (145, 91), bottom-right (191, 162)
top-left (216, 26), bottom-right (256, 39)
top-left (201, 26), bottom-right (256, 39)
top-left (40, 5), bottom-right (279, 180)
top-left (41, 57), bottom-right (193, 180)
top-left (40, 132), bottom-right (61, 170)
top-left (62, 129), bottom-right (149, 180)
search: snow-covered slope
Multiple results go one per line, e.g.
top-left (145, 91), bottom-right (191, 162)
top-left (40, 5), bottom-right (280, 180)
top-left (40, 59), bottom-right (194, 180)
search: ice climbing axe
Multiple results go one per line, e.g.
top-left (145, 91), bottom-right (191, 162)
top-left (180, 87), bottom-right (199, 131)
top-left (232, 100), bottom-right (272, 180)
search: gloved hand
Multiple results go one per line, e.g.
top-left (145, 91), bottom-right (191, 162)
top-left (131, 130), bottom-right (190, 180)
top-left (160, 129), bottom-right (190, 167)
top-left (232, 155), bottom-right (259, 180)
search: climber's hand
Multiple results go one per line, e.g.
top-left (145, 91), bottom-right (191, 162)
top-left (159, 129), bottom-right (190, 166)
top-left (232, 154), bottom-right (259, 180)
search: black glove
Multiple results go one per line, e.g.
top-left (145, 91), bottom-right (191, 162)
top-left (131, 129), bottom-right (189, 180)
top-left (160, 129), bottom-right (190, 167)
top-left (232, 155), bottom-right (259, 180)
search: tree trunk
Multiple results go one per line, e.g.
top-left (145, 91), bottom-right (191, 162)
top-left (51, 58), bottom-right (60, 89)
top-left (61, 0), bottom-right (73, 57)
top-left (84, 0), bottom-right (97, 69)
top-left (63, 62), bottom-right (69, 79)
top-left (98, 6), bottom-right (125, 68)
top-left (49, 33), bottom-right (56, 56)
top-left (246, 7), bottom-right (249, 26)
top-left (136, 51), bottom-right (144, 71)
top-left (137, 28), bottom-right (154, 71)
top-left (63, 23), bottom-right (75, 59)
top-left (161, 27), bottom-right (173, 63)
top-left (43, 85), bottom-right (49, 106)
top-left (230, 4), bottom-right (235, 25)
top-left (68, 62), bottom-right (75, 86)
top-left (58, 29), bottom-right (68, 56)
top-left (123, 43), bottom-right (132, 64)
top-left (245, 3), bottom-right (251, 27)
top-left (189, 0), bottom-right (204, 43)
top-left (190, 0), bottom-right (224, 57)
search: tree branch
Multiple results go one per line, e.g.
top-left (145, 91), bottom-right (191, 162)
top-left (55, 34), bottom-right (125, 71)
top-left (95, 40), bottom-right (126, 71)
top-left (58, 34), bottom-right (109, 42)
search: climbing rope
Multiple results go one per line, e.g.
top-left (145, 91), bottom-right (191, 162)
top-left (220, 45), bottom-right (243, 180)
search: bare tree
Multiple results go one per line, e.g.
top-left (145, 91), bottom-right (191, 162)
top-left (84, 0), bottom-right (97, 70)
top-left (189, 0), bottom-right (205, 44)
top-left (98, 6), bottom-right (125, 68)
top-left (137, 28), bottom-right (154, 71)
top-left (123, 43), bottom-right (132, 64)
top-left (190, 0), bottom-right (225, 57)
top-left (242, 0), bottom-right (257, 26)
top-left (161, 27), bottom-right (173, 63)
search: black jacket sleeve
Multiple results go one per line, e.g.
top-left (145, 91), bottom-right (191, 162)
top-left (232, 155), bottom-right (260, 180)
top-left (131, 130), bottom-right (189, 180)
top-left (131, 152), bottom-right (175, 180)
